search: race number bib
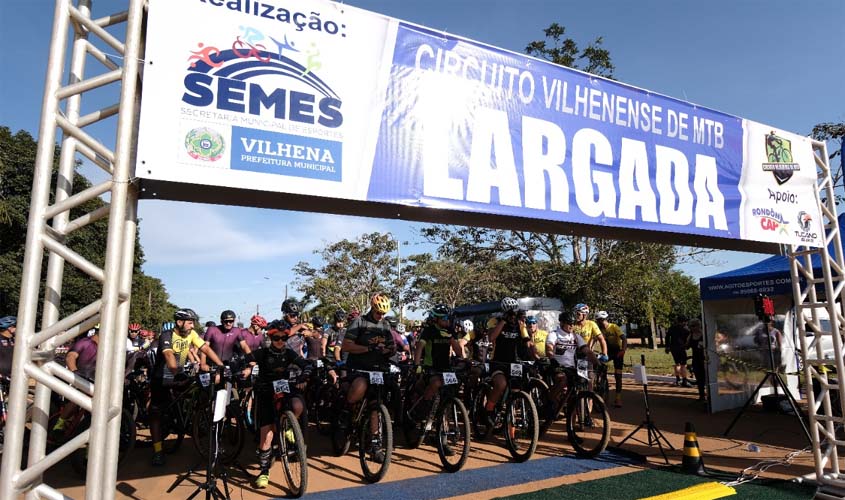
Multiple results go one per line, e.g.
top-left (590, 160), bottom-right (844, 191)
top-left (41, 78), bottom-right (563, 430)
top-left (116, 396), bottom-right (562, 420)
top-left (273, 379), bottom-right (290, 394)
top-left (316, 359), bottom-right (323, 368)
top-left (390, 364), bottom-right (401, 374)
top-left (442, 372), bottom-right (458, 385)
top-left (577, 360), bottom-right (589, 380)
top-left (199, 373), bottom-right (211, 387)
top-left (510, 363), bottom-right (523, 377)
top-left (369, 371), bottom-right (384, 385)
top-left (251, 365), bottom-right (259, 377)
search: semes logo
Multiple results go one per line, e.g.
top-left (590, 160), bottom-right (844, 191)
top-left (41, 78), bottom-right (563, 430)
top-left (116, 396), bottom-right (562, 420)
top-left (794, 210), bottom-right (817, 243)
top-left (751, 207), bottom-right (788, 234)
top-left (767, 188), bottom-right (798, 205)
top-left (185, 127), bottom-right (225, 161)
top-left (762, 132), bottom-right (800, 185)
top-left (182, 25), bottom-right (343, 128)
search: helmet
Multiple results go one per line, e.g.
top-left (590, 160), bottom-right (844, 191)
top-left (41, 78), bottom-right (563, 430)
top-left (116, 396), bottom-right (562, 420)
top-left (501, 297), bottom-right (519, 312)
top-left (0, 316), bottom-right (16, 330)
top-left (281, 299), bottom-right (300, 315)
top-left (161, 321), bottom-right (175, 333)
top-left (574, 303), bottom-right (589, 315)
top-left (386, 316), bottom-right (398, 327)
top-left (311, 316), bottom-right (324, 329)
top-left (174, 308), bottom-right (199, 321)
top-left (397, 324), bottom-right (406, 333)
top-left (205, 321), bottom-right (216, 328)
top-left (128, 322), bottom-right (141, 331)
top-left (370, 293), bottom-right (391, 314)
top-left (250, 314), bottom-right (267, 328)
top-left (429, 303), bottom-right (451, 319)
top-left (462, 319), bottom-right (474, 332)
top-left (220, 310), bottom-right (236, 322)
top-left (265, 319), bottom-right (290, 338)
top-left (525, 315), bottom-right (538, 325)
top-left (559, 311), bottom-right (577, 325)
top-left (595, 311), bottom-right (609, 320)
top-left (333, 309), bottom-right (346, 323)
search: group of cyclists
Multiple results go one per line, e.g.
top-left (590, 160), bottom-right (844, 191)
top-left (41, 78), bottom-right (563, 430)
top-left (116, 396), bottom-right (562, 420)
top-left (0, 293), bottom-right (628, 496)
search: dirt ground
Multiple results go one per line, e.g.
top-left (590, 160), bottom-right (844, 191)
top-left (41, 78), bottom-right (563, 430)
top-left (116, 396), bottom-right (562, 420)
top-left (43, 377), bottom-right (827, 499)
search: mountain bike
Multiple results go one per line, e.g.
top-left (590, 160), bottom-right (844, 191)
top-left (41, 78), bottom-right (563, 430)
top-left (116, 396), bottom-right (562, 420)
top-left (267, 368), bottom-right (308, 498)
top-left (192, 367), bottom-right (245, 465)
top-left (471, 360), bottom-right (539, 462)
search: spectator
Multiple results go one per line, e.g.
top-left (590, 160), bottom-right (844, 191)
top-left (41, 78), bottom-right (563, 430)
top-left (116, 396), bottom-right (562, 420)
top-left (665, 315), bottom-right (692, 387)
top-left (687, 319), bottom-right (706, 401)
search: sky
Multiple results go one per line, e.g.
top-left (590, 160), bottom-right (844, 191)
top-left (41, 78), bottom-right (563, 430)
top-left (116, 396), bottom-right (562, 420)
top-left (1, 0), bottom-right (843, 325)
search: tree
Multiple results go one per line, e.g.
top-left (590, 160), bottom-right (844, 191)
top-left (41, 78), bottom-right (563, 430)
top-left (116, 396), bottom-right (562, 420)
top-left (0, 126), bottom-right (174, 331)
top-left (292, 232), bottom-right (402, 318)
top-left (812, 122), bottom-right (845, 201)
top-left (525, 23), bottom-right (614, 79)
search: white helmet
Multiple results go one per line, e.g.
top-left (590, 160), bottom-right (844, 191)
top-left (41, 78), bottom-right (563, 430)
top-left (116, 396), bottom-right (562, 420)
top-left (501, 297), bottom-right (519, 312)
top-left (397, 323), bottom-right (406, 333)
top-left (462, 319), bottom-right (474, 332)
top-left (595, 311), bottom-right (609, 320)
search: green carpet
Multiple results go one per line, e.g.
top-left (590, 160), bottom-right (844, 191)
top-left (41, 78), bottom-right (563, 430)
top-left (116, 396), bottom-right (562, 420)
top-left (494, 468), bottom-right (815, 500)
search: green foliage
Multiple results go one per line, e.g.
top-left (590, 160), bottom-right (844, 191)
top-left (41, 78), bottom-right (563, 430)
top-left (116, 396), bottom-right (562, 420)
top-left (524, 23), bottom-right (614, 79)
top-left (0, 125), bottom-right (173, 330)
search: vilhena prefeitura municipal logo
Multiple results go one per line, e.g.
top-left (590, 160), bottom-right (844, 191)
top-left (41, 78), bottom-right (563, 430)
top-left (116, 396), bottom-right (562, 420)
top-left (185, 127), bottom-right (225, 161)
top-left (762, 132), bottom-right (800, 185)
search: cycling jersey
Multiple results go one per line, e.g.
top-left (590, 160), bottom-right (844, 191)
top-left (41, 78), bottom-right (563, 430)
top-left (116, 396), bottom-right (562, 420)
top-left (546, 328), bottom-right (586, 368)
top-left (0, 335), bottom-right (14, 378)
top-left (240, 330), bottom-right (264, 352)
top-left (204, 325), bottom-right (246, 363)
top-left (344, 312), bottom-right (395, 370)
top-left (574, 320), bottom-right (602, 346)
top-left (601, 323), bottom-right (625, 349)
top-left (153, 329), bottom-right (204, 379)
top-left (305, 332), bottom-right (324, 360)
top-left (71, 336), bottom-right (99, 379)
top-left (531, 329), bottom-right (549, 358)
top-left (491, 319), bottom-right (528, 363)
top-left (420, 324), bottom-right (455, 370)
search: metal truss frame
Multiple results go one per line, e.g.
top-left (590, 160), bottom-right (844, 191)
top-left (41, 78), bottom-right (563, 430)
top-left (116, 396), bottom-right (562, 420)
top-left (0, 0), bottom-right (145, 499)
top-left (789, 139), bottom-right (845, 499)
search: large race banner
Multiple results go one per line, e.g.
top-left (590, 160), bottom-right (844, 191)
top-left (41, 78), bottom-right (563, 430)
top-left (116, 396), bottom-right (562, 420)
top-left (136, 0), bottom-right (823, 248)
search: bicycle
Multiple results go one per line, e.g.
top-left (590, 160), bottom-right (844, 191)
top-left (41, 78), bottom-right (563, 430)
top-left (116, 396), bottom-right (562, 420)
top-left (594, 361), bottom-right (610, 402)
top-left (331, 365), bottom-right (397, 483)
top-left (400, 362), bottom-right (471, 472)
top-left (155, 365), bottom-right (206, 454)
top-left (266, 367), bottom-right (309, 498)
top-left (304, 358), bottom-right (339, 435)
top-left (192, 366), bottom-right (245, 465)
top-left (471, 360), bottom-right (539, 463)
top-left (539, 359), bottom-right (611, 457)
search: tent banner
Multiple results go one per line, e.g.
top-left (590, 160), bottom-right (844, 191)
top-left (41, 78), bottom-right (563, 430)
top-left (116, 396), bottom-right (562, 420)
top-left (136, 0), bottom-right (823, 247)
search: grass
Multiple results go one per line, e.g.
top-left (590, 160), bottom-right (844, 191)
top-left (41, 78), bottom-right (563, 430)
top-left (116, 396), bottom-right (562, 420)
top-left (622, 345), bottom-right (678, 376)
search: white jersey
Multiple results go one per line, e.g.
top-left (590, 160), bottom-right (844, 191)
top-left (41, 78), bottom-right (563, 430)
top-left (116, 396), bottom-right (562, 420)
top-left (546, 328), bottom-right (586, 368)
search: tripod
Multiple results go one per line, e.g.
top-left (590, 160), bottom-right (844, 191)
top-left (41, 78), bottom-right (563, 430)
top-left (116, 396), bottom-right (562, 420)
top-left (167, 367), bottom-right (232, 500)
top-left (723, 320), bottom-right (811, 444)
top-left (617, 355), bottom-right (674, 464)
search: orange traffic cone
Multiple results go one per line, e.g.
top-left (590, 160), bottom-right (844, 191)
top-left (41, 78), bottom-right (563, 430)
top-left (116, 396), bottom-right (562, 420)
top-left (682, 422), bottom-right (708, 476)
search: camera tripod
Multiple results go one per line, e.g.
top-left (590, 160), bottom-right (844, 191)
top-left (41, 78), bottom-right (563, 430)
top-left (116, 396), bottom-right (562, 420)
top-left (616, 355), bottom-right (674, 463)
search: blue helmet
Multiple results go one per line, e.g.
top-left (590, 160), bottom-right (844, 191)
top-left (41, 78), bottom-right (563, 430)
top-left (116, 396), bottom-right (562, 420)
top-left (161, 321), bottom-right (175, 333)
top-left (0, 316), bottom-right (16, 330)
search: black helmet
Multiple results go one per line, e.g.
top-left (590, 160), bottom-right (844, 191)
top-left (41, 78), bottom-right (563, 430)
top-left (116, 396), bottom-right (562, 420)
top-left (220, 310), bottom-right (236, 322)
top-left (430, 303), bottom-right (451, 319)
top-left (281, 299), bottom-right (300, 315)
top-left (559, 311), bottom-right (577, 325)
top-left (205, 321), bottom-right (215, 328)
top-left (385, 316), bottom-right (399, 327)
top-left (174, 308), bottom-right (199, 322)
top-left (311, 316), bottom-right (324, 328)
top-left (333, 309), bottom-right (346, 323)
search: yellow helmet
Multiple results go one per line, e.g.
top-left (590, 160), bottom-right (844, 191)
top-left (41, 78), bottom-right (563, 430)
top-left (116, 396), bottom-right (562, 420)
top-left (370, 293), bottom-right (391, 314)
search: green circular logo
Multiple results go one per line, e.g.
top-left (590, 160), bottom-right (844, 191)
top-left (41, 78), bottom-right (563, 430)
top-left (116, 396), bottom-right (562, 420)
top-left (185, 128), bottom-right (225, 162)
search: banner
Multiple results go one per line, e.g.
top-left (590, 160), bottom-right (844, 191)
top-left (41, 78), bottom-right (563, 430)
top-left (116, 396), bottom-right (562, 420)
top-left (136, 0), bottom-right (823, 248)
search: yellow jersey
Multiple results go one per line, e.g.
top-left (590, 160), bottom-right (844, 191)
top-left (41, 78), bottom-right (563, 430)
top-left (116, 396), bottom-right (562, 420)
top-left (573, 320), bottom-right (602, 346)
top-left (602, 323), bottom-right (625, 349)
top-left (532, 329), bottom-right (549, 357)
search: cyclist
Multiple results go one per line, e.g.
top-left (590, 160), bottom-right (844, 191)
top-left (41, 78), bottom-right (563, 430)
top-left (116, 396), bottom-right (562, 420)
top-left (544, 312), bottom-right (599, 419)
top-left (240, 314), bottom-right (267, 354)
top-left (326, 310), bottom-right (346, 363)
top-left (304, 316), bottom-right (326, 360)
top-left (413, 304), bottom-right (464, 420)
top-left (527, 316), bottom-right (549, 358)
top-left (252, 319), bottom-right (312, 489)
top-left (126, 322), bottom-right (149, 352)
top-left (388, 319), bottom-right (410, 363)
top-left (149, 308), bottom-right (224, 466)
top-left (203, 310), bottom-right (250, 374)
top-left (572, 304), bottom-right (608, 359)
top-left (53, 325), bottom-right (100, 436)
top-left (280, 299), bottom-right (309, 357)
top-left (0, 316), bottom-right (16, 378)
top-left (337, 293), bottom-right (396, 461)
top-left (480, 297), bottom-right (531, 425)
top-left (595, 311), bottom-right (626, 407)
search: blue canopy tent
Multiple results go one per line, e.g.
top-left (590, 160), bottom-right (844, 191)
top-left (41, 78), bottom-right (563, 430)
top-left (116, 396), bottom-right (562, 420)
top-left (699, 212), bottom-right (844, 411)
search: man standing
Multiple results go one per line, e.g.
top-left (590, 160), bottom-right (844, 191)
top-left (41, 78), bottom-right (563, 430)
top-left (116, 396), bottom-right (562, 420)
top-left (666, 315), bottom-right (692, 387)
top-left (0, 316), bottom-right (16, 378)
top-left (596, 311), bottom-right (626, 407)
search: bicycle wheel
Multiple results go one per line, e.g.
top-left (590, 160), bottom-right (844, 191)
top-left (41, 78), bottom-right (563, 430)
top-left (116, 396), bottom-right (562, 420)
top-left (503, 391), bottom-right (538, 463)
top-left (193, 399), bottom-right (245, 464)
top-left (358, 403), bottom-right (392, 483)
top-left (471, 384), bottom-right (493, 441)
top-left (566, 392), bottom-right (611, 458)
top-left (277, 410), bottom-right (308, 498)
top-left (70, 409), bottom-right (136, 477)
top-left (527, 378), bottom-right (550, 435)
top-left (435, 397), bottom-right (470, 473)
top-left (314, 385), bottom-right (335, 436)
top-left (161, 410), bottom-right (185, 454)
top-left (595, 368), bottom-right (610, 402)
top-left (330, 410), bottom-right (352, 456)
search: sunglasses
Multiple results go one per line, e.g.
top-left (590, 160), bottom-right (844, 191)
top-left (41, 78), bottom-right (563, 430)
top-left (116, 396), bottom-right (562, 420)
top-left (223, 319), bottom-right (235, 323)
top-left (270, 335), bottom-right (286, 342)
top-left (129, 329), bottom-right (140, 333)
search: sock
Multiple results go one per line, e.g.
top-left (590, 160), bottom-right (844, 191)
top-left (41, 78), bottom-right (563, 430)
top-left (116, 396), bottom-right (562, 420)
top-left (257, 447), bottom-right (273, 474)
top-left (153, 441), bottom-right (162, 453)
